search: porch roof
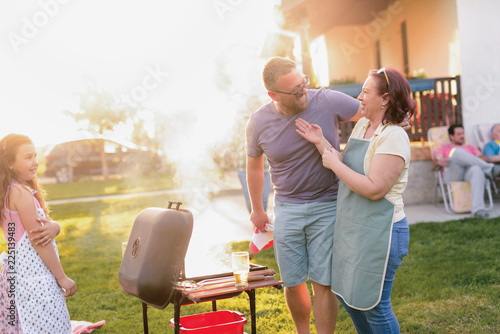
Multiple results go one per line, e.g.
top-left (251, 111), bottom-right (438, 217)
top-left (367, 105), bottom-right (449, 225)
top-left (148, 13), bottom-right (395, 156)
top-left (281, 0), bottom-right (393, 39)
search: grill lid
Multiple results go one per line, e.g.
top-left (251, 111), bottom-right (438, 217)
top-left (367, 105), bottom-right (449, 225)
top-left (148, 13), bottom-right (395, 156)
top-left (119, 201), bottom-right (193, 309)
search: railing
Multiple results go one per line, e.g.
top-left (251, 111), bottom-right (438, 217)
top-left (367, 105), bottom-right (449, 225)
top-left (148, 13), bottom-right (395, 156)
top-left (330, 76), bottom-right (462, 143)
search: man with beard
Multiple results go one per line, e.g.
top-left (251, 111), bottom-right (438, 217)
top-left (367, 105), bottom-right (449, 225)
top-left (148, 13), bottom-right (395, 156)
top-left (434, 124), bottom-right (500, 218)
top-left (245, 57), bottom-right (361, 333)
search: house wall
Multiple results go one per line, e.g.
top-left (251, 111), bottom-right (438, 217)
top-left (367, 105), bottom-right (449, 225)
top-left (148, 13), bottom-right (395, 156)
top-left (302, 0), bottom-right (500, 204)
top-left (403, 0), bottom-right (460, 78)
top-left (456, 0), bottom-right (500, 143)
top-left (317, 0), bottom-right (500, 145)
top-left (323, 0), bottom-right (460, 84)
top-left (324, 25), bottom-right (377, 84)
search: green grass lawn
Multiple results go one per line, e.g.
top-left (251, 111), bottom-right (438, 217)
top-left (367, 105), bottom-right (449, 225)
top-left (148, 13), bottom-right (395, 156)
top-left (1, 178), bottom-right (499, 333)
top-left (43, 172), bottom-right (177, 200)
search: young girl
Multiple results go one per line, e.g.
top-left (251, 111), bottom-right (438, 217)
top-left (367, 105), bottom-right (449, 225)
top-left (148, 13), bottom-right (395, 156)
top-left (0, 133), bottom-right (76, 333)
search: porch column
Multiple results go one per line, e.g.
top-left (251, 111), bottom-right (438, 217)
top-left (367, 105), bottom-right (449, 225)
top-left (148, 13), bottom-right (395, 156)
top-left (456, 0), bottom-right (500, 144)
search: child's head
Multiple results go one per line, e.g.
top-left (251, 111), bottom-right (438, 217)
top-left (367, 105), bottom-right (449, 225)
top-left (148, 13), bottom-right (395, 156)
top-left (0, 133), bottom-right (48, 218)
top-left (0, 133), bottom-right (37, 183)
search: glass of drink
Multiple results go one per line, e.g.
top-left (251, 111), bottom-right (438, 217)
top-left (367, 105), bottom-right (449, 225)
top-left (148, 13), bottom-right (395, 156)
top-left (231, 251), bottom-right (249, 288)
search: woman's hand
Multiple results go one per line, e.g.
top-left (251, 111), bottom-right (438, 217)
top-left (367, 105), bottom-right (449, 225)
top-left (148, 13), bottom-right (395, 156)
top-left (322, 147), bottom-right (342, 171)
top-left (57, 275), bottom-right (77, 298)
top-left (30, 217), bottom-right (61, 246)
top-left (295, 118), bottom-right (324, 145)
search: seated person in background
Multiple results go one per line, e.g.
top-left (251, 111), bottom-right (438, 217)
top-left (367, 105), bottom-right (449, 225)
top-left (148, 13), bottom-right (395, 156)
top-left (483, 123), bottom-right (500, 163)
top-left (434, 124), bottom-right (500, 218)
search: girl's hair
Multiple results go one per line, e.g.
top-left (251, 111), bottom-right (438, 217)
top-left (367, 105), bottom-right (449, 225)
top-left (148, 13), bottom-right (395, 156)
top-left (0, 134), bottom-right (49, 220)
top-left (369, 68), bottom-right (417, 124)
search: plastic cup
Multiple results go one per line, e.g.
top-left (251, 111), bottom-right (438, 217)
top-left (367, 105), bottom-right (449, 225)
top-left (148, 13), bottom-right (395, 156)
top-left (231, 251), bottom-right (249, 288)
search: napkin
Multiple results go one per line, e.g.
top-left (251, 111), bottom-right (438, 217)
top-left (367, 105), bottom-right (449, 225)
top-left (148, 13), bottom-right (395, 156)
top-left (249, 214), bottom-right (274, 254)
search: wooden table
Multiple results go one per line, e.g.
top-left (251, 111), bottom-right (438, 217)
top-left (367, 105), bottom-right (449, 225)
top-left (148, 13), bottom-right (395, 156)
top-left (142, 268), bottom-right (283, 334)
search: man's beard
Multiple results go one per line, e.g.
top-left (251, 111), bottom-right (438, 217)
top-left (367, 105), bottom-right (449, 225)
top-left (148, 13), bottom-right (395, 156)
top-left (283, 94), bottom-right (310, 114)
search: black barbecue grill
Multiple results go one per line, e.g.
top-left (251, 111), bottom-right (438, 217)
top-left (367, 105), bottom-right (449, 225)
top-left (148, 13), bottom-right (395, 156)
top-left (118, 201), bottom-right (282, 334)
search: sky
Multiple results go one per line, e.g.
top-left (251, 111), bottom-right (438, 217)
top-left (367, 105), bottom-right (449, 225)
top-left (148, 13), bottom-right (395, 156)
top-left (0, 0), bottom-right (287, 273)
top-left (0, 0), bottom-right (280, 152)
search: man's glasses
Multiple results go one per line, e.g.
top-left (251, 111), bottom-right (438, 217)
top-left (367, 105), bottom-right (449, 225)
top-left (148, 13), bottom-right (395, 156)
top-left (273, 75), bottom-right (310, 99)
top-left (377, 68), bottom-right (390, 88)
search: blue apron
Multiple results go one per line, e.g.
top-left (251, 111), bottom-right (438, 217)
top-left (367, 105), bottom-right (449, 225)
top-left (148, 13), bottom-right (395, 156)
top-left (331, 137), bottom-right (395, 310)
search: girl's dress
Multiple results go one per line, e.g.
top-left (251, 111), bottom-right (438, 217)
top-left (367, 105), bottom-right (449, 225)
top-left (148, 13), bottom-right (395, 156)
top-left (0, 182), bottom-right (71, 333)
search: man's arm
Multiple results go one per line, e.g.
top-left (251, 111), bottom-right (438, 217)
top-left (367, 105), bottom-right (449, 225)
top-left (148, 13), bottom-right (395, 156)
top-left (349, 103), bottom-right (363, 121)
top-left (247, 155), bottom-right (269, 232)
top-left (480, 143), bottom-right (500, 163)
top-left (432, 145), bottom-right (449, 169)
top-left (478, 151), bottom-right (500, 163)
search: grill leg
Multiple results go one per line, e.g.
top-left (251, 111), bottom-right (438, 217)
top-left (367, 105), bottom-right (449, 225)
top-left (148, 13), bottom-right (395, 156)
top-left (142, 302), bottom-right (149, 334)
top-left (174, 291), bottom-right (186, 334)
top-left (245, 289), bottom-right (256, 334)
top-left (174, 303), bottom-right (180, 334)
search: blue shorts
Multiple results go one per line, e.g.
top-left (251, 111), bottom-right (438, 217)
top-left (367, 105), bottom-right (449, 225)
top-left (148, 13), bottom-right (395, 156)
top-left (273, 200), bottom-right (336, 287)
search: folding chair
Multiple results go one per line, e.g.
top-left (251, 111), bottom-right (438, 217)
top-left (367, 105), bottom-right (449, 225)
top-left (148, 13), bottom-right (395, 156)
top-left (428, 126), bottom-right (494, 214)
top-left (473, 123), bottom-right (499, 193)
top-left (473, 123), bottom-right (494, 152)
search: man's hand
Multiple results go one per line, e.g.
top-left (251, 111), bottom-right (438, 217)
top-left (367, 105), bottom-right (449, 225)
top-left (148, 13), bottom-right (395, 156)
top-left (250, 210), bottom-right (269, 233)
top-left (399, 112), bottom-right (411, 131)
top-left (30, 217), bottom-right (61, 246)
top-left (434, 155), bottom-right (448, 168)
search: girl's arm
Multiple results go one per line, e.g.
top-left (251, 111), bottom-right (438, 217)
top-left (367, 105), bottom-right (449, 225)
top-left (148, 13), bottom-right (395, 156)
top-left (10, 185), bottom-right (77, 297)
top-left (322, 149), bottom-right (404, 200)
top-left (30, 217), bottom-right (61, 246)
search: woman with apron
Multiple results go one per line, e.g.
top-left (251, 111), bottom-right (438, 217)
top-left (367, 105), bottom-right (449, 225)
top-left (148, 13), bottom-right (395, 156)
top-left (296, 68), bottom-right (416, 333)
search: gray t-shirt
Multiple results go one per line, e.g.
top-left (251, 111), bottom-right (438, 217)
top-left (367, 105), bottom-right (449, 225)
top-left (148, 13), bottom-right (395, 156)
top-left (246, 88), bottom-right (359, 203)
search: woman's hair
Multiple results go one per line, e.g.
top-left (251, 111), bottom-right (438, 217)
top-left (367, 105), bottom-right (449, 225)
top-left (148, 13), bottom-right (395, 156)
top-left (0, 134), bottom-right (49, 220)
top-left (369, 68), bottom-right (416, 124)
top-left (262, 57), bottom-right (297, 91)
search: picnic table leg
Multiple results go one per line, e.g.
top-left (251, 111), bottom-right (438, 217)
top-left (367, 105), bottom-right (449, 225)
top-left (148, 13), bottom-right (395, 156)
top-left (212, 301), bottom-right (217, 311)
top-left (245, 289), bottom-right (256, 334)
top-left (142, 302), bottom-right (148, 334)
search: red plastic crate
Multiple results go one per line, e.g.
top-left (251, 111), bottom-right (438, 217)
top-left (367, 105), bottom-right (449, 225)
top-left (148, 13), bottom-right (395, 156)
top-left (170, 310), bottom-right (247, 334)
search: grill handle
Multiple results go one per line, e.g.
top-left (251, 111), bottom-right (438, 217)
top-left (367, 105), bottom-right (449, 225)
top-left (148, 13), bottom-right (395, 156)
top-left (168, 201), bottom-right (182, 210)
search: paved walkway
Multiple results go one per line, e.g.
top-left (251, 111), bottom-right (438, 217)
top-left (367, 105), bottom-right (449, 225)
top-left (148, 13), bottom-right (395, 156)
top-left (404, 199), bottom-right (500, 224)
top-left (48, 187), bottom-right (500, 224)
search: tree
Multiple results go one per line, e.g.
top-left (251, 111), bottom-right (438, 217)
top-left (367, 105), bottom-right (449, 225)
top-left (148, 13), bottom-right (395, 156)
top-left (66, 82), bottom-right (130, 180)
